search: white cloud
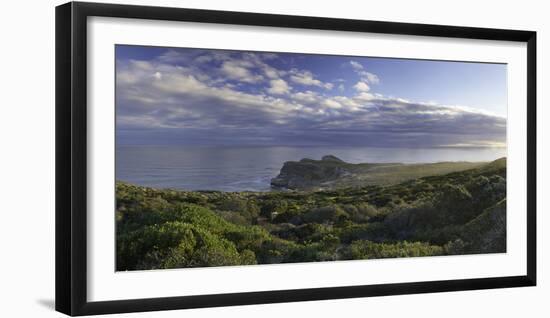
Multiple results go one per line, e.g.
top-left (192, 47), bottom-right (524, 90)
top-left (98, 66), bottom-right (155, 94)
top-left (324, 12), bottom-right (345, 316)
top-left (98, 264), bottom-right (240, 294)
top-left (267, 79), bottom-right (291, 95)
top-left (353, 81), bottom-right (370, 92)
top-left (289, 70), bottom-right (321, 86)
top-left (118, 61), bottom-right (301, 128)
top-left (262, 64), bottom-right (287, 79)
top-left (364, 72), bottom-right (380, 84)
top-left (289, 69), bottom-right (332, 90)
top-left (264, 67), bottom-right (280, 79)
top-left (117, 72), bottom-right (139, 85)
top-left (333, 96), bottom-right (360, 110)
top-left (355, 92), bottom-right (375, 101)
top-left (153, 73), bottom-right (208, 94)
top-left (158, 50), bottom-right (231, 65)
top-left (221, 60), bottom-right (263, 83)
top-left (349, 60), bottom-right (380, 84)
top-left (241, 52), bottom-right (286, 80)
top-left (291, 91), bottom-right (320, 104)
top-left (350, 60), bottom-right (364, 70)
top-left (338, 84), bottom-right (345, 92)
top-left (131, 60), bottom-right (154, 71)
top-left (440, 141), bottom-right (506, 148)
top-left (323, 99), bottom-right (342, 109)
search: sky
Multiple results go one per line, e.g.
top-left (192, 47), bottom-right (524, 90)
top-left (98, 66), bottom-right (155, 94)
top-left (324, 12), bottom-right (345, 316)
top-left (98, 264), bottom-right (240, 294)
top-left (115, 45), bottom-right (507, 148)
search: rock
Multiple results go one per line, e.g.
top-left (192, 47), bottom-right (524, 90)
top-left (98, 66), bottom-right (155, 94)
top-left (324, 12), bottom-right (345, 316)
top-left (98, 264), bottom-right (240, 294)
top-left (270, 155), bottom-right (351, 190)
top-left (321, 155), bottom-right (344, 162)
top-left (270, 155), bottom-right (493, 191)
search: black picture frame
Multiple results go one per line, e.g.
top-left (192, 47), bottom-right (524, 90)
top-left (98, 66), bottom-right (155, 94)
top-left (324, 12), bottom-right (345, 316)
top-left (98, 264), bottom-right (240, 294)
top-left (55, 1), bottom-right (537, 316)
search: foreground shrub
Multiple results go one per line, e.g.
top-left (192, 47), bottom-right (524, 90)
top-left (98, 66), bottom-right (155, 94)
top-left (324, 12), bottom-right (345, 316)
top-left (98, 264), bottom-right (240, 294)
top-left (345, 240), bottom-right (444, 260)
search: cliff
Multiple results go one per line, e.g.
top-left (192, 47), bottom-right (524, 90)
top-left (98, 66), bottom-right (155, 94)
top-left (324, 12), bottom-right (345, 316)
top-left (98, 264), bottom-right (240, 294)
top-left (271, 155), bottom-right (490, 190)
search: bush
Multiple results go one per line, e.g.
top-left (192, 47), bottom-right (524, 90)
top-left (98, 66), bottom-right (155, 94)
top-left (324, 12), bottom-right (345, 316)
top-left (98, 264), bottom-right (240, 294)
top-left (216, 197), bottom-right (260, 222)
top-left (339, 222), bottom-right (391, 243)
top-left (346, 240), bottom-right (444, 260)
top-left (218, 211), bottom-right (249, 226)
top-left (342, 202), bottom-right (379, 223)
top-left (302, 205), bottom-right (349, 224)
top-left (272, 208), bottom-right (302, 224)
top-left (260, 199), bottom-right (289, 218)
top-left (444, 239), bottom-right (466, 255)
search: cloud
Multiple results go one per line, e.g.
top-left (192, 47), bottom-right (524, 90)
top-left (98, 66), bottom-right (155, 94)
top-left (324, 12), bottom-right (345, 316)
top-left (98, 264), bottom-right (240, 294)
top-left (323, 99), bottom-right (342, 109)
top-left (349, 60), bottom-right (380, 84)
top-left (350, 60), bottom-right (363, 71)
top-left (364, 72), bottom-right (380, 84)
top-left (338, 84), bottom-right (345, 92)
top-left (221, 60), bottom-right (264, 83)
top-left (117, 60), bottom-right (298, 130)
top-left (291, 91), bottom-right (321, 105)
top-left (264, 67), bottom-right (281, 79)
top-left (267, 79), bottom-right (291, 95)
top-left (353, 81), bottom-right (370, 92)
top-left (289, 69), bottom-right (333, 90)
top-left (239, 52), bottom-right (286, 79)
top-left (116, 48), bottom-right (506, 148)
top-left (439, 141), bottom-right (506, 148)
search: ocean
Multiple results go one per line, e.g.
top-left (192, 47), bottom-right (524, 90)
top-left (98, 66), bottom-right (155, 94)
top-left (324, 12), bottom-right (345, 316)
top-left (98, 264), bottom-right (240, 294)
top-left (116, 145), bottom-right (506, 192)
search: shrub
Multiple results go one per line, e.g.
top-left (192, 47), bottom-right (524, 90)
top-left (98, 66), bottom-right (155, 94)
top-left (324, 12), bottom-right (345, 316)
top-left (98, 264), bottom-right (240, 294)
top-left (342, 202), bottom-right (379, 223)
top-left (302, 205), bottom-right (349, 224)
top-left (216, 197), bottom-right (260, 222)
top-left (260, 199), bottom-right (289, 218)
top-left (347, 240), bottom-right (444, 260)
top-left (339, 222), bottom-right (391, 243)
top-left (218, 211), bottom-right (249, 226)
top-left (444, 239), bottom-right (466, 255)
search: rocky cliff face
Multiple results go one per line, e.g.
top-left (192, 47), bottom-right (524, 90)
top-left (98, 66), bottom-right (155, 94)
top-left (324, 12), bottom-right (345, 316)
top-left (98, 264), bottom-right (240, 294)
top-left (270, 155), bottom-right (352, 190)
top-left (270, 155), bottom-right (491, 191)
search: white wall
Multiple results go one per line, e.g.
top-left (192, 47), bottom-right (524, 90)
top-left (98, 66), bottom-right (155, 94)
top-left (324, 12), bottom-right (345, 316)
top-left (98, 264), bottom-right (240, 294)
top-left (0, 0), bottom-right (546, 316)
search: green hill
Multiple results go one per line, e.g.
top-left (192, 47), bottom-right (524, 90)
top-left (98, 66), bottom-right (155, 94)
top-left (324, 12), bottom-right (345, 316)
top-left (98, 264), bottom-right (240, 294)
top-left (116, 158), bottom-right (506, 271)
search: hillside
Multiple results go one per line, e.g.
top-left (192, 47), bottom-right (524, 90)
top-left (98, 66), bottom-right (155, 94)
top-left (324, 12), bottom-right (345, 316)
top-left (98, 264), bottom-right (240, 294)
top-left (270, 155), bottom-right (487, 190)
top-left (116, 158), bottom-right (506, 271)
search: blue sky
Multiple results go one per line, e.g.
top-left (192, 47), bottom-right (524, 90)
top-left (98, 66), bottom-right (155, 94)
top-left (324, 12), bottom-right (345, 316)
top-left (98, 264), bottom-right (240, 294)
top-left (116, 45), bottom-right (507, 148)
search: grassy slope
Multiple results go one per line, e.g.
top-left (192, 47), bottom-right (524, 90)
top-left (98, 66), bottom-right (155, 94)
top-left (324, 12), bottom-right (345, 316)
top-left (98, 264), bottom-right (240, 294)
top-left (351, 161), bottom-right (487, 186)
top-left (116, 158), bottom-right (506, 270)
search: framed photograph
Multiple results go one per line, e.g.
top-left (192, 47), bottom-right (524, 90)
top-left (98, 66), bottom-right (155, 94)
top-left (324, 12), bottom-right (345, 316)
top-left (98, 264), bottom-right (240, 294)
top-left (55, 1), bottom-right (536, 316)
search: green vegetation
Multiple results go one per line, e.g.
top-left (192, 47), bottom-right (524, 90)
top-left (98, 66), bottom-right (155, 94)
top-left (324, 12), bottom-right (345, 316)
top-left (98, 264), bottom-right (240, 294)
top-left (116, 158), bottom-right (506, 271)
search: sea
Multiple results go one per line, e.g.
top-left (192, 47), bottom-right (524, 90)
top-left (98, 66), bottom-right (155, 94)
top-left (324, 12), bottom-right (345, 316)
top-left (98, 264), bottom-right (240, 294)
top-left (116, 145), bottom-right (506, 192)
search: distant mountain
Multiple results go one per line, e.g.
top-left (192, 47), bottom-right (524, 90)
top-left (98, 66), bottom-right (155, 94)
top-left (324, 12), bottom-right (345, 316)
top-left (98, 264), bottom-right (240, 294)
top-left (271, 155), bottom-right (497, 190)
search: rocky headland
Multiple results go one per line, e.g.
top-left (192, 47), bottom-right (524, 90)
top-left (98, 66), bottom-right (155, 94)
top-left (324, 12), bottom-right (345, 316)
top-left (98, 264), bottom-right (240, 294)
top-left (270, 155), bottom-right (489, 190)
